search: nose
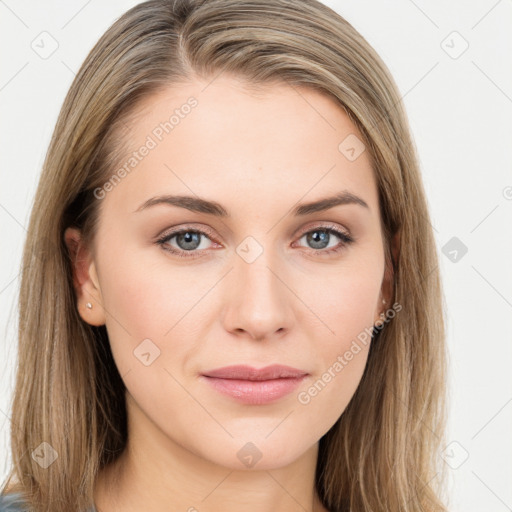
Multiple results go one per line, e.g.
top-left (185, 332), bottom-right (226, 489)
top-left (221, 247), bottom-right (295, 341)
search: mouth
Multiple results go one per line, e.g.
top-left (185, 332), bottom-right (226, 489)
top-left (200, 364), bottom-right (309, 405)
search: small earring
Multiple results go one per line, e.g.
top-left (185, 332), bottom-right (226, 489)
top-left (86, 302), bottom-right (93, 309)
top-left (382, 299), bottom-right (387, 305)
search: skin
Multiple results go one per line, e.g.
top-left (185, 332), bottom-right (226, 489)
top-left (65, 74), bottom-right (394, 512)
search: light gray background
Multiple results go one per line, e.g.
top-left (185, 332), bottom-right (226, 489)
top-left (1, 1), bottom-right (511, 510)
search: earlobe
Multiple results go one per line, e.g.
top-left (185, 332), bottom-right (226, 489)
top-left (64, 227), bottom-right (106, 326)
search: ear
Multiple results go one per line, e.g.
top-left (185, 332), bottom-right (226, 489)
top-left (64, 227), bottom-right (106, 326)
top-left (374, 230), bottom-right (400, 324)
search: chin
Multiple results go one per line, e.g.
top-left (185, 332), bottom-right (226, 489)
top-left (196, 434), bottom-right (313, 471)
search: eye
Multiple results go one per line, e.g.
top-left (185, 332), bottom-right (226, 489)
top-left (156, 225), bottom-right (218, 259)
top-left (294, 224), bottom-right (354, 256)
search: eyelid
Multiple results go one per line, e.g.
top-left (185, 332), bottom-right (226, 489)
top-left (295, 221), bottom-right (351, 239)
top-left (156, 223), bottom-right (218, 242)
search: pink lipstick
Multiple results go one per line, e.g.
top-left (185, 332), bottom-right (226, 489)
top-left (200, 364), bottom-right (308, 405)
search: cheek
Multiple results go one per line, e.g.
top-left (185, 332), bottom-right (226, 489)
top-left (95, 240), bottom-right (218, 380)
top-left (294, 260), bottom-right (382, 416)
top-left (95, 256), bottom-right (200, 426)
top-left (98, 232), bottom-right (199, 327)
top-left (302, 257), bottom-right (383, 346)
top-left (296, 297), bottom-right (373, 430)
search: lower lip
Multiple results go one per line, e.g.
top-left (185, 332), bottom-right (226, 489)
top-left (200, 375), bottom-right (307, 405)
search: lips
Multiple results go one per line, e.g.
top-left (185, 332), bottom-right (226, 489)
top-left (201, 364), bottom-right (308, 381)
top-left (200, 364), bottom-right (309, 405)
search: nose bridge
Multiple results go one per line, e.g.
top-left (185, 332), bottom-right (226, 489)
top-left (236, 234), bottom-right (284, 305)
top-left (223, 234), bottom-right (293, 339)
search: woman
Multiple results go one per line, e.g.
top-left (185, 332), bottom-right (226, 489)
top-left (0, 0), bottom-right (447, 510)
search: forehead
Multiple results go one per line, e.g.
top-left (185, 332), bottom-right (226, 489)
top-left (102, 75), bottom-right (378, 220)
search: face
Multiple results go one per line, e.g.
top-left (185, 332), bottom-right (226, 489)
top-left (67, 75), bottom-right (391, 471)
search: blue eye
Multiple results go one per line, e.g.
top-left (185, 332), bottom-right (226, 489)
top-left (296, 226), bottom-right (354, 255)
top-left (156, 226), bottom-right (216, 259)
top-left (156, 223), bottom-right (354, 259)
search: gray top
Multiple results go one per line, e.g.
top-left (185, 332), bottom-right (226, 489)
top-left (0, 493), bottom-right (96, 511)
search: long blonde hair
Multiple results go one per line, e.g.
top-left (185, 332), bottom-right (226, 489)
top-left (2, 1), bottom-right (447, 510)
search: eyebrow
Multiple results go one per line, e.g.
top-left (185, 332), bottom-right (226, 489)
top-left (134, 191), bottom-right (369, 217)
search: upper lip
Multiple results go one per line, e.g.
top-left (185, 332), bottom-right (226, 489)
top-left (201, 364), bottom-right (308, 381)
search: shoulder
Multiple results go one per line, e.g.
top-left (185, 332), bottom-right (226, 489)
top-left (0, 493), bottom-right (28, 511)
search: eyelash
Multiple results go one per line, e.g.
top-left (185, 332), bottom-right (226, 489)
top-left (155, 223), bottom-right (354, 259)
